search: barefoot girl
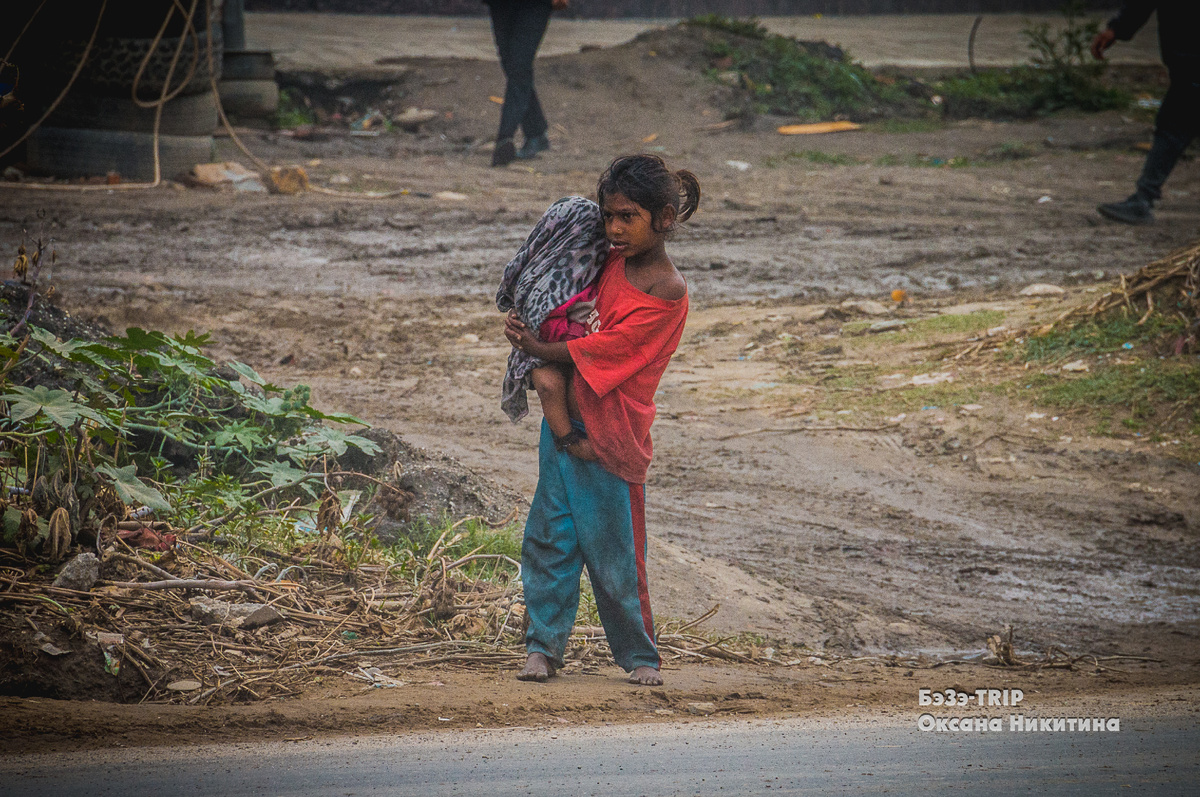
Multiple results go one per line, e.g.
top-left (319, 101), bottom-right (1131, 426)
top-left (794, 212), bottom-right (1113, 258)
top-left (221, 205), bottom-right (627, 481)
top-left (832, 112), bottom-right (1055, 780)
top-left (502, 154), bottom-right (700, 686)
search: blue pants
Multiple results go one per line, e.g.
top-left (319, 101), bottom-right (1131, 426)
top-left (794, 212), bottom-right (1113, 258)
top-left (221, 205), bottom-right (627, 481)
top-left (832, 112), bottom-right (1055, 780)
top-left (522, 420), bottom-right (659, 672)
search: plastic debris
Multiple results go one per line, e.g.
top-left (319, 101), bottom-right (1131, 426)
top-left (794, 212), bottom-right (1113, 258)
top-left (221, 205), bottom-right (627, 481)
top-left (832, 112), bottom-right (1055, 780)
top-left (777, 121), bottom-right (861, 135)
top-left (393, 107), bottom-right (439, 132)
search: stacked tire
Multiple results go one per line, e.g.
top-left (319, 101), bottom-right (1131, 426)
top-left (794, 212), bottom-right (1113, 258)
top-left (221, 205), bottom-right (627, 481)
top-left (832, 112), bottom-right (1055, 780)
top-left (26, 28), bottom-right (221, 181)
top-left (219, 50), bottom-right (279, 122)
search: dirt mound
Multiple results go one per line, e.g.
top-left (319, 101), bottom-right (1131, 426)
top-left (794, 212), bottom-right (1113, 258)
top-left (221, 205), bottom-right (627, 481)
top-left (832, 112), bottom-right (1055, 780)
top-left (277, 21), bottom-right (921, 138)
top-left (340, 427), bottom-right (522, 544)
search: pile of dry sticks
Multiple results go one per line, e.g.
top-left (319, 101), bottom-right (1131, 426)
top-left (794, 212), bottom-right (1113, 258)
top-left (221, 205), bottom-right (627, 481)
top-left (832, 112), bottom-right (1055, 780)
top-left (0, 520), bottom-right (783, 705)
top-left (955, 238), bottom-right (1200, 359)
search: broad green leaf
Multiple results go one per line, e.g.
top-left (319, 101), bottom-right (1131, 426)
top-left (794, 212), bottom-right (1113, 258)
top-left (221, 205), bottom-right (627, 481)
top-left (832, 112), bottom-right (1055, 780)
top-left (210, 420), bottom-right (267, 453)
top-left (254, 460), bottom-right (312, 488)
top-left (227, 361), bottom-right (265, 386)
top-left (96, 463), bottom-right (172, 514)
top-left (1, 506), bottom-right (21, 545)
top-left (299, 406), bottom-right (367, 425)
top-left (1, 385), bottom-right (111, 427)
top-left (306, 426), bottom-right (381, 457)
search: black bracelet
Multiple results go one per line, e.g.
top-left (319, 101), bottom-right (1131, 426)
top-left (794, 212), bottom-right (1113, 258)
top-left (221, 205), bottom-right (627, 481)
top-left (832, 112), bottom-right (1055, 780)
top-left (553, 428), bottom-right (585, 451)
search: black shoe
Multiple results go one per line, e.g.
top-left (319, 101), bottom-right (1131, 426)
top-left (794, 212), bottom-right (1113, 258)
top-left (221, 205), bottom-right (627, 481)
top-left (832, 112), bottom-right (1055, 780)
top-left (491, 139), bottom-right (516, 167)
top-left (1097, 194), bottom-right (1154, 225)
top-left (516, 133), bottom-right (550, 160)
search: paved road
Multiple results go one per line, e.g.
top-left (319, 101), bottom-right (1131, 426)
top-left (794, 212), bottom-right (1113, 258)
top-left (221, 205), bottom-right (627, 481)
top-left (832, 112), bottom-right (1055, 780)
top-left (2, 715), bottom-right (1195, 796)
top-left (247, 12), bottom-right (1162, 71)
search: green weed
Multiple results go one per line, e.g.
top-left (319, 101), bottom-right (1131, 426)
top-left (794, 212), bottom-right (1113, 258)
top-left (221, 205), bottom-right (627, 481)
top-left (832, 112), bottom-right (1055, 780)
top-left (1036, 360), bottom-right (1200, 411)
top-left (1023, 314), bottom-right (1185, 361)
top-left (908, 310), bottom-right (1007, 336)
top-left (691, 16), bottom-right (918, 122)
top-left (935, 3), bottom-right (1128, 118)
top-left (275, 88), bottom-right (316, 129)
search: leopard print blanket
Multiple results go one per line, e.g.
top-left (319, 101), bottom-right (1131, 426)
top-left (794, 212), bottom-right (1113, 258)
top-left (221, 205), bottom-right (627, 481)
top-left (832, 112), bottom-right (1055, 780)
top-left (496, 195), bottom-right (609, 422)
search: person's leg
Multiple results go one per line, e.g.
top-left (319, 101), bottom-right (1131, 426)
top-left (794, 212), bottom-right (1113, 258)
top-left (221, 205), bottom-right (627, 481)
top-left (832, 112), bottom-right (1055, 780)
top-left (1099, 64), bottom-right (1198, 224)
top-left (530, 365), bottom-right (572, 439)
top-left (493, 0), bottom-right (551, 157)
top-left (1136, 65), bottom-right (1199, 202)
top-left (562, 455), bottom-right (661, 683)
top-left (487, 1), bottom-right (520, 166)
top-left (520, 419), bottom-right (584, 679)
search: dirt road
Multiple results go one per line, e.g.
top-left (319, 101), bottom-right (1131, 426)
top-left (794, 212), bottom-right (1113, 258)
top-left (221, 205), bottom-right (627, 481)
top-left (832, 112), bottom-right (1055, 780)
top-left (0, 16), bottom-right (1197, 744)
top-left (246, 12), bottom-right (1164, 69)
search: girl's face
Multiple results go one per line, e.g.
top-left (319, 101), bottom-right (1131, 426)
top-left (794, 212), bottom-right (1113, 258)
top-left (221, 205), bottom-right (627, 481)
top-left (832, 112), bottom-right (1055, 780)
top-left (601, 192), bottom-right (666, 261)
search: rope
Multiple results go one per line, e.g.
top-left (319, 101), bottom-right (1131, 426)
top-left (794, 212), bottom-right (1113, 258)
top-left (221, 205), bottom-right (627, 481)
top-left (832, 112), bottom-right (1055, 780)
top-left (0, 0), bottom-right (48, 69)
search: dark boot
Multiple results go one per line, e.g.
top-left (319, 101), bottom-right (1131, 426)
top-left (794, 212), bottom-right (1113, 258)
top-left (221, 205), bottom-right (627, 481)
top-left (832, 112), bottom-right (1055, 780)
top-left (1097, 193), bottom-right (1154, 225)
top-left (491, 138), bottom-right (516, 168)
top-left (516, 133), bottom-right (550, 160)
top-left (1097, 129), bottom-right (1190, 225)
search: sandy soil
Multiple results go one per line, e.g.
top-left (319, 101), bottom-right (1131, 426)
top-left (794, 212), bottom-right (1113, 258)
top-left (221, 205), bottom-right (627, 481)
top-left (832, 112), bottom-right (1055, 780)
top-left (1, 20), bottom-right (1198, 746)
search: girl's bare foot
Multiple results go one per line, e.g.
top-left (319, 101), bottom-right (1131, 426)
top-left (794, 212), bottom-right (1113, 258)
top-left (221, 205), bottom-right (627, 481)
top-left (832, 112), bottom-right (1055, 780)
top-left (629, 666), bottom-right (663, 686)
top-left (566, 438), bottom-right (598, 461)
top-left (517, 652), bottom-right (556, 682)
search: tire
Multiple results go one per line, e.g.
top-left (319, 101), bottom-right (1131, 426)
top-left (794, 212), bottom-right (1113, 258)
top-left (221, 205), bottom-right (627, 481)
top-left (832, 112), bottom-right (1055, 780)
top-left (26, 127), bottom-right (214, 181)
top-left (221, 51), bottom-right (275, 82)
top-left (47, 91), bottom-right (218, 136)
top-left (51, 31), bottom-right (223, 99)
top-left (217, 80), bottom-right (279, 118)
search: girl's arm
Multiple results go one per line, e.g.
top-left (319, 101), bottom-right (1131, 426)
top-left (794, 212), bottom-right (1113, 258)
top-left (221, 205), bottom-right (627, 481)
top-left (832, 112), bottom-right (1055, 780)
top-left (504, 312), bottom-right (573, 363)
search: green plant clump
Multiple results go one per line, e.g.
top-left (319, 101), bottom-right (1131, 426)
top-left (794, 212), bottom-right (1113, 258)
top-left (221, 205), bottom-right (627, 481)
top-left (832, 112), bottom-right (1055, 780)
top-left (1023, 314), bottom-right (1185, 361)
top-left (690, 15), bottom-right (918, 122)
top-left (0, 313), bottom-right (379, 555)
top-left (936, 3), bottom-right (1128, 118)
top-left (275, 87), bottom-right (316, 129)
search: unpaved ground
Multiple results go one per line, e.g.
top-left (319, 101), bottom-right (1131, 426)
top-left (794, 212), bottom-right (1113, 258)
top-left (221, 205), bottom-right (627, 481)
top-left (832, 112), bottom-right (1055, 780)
top-left (246, 12), bottom-right (1165, 69)
top-left (1, 21), bottom-right (1198, 745)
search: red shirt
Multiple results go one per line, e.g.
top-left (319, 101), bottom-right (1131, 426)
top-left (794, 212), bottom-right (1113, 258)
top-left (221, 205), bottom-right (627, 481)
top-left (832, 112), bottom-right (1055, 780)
top-left (567, 252), bottom-right (688, 484)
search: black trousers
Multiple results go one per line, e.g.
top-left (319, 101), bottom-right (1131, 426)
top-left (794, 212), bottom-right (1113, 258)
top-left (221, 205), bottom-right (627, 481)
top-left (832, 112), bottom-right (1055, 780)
top-left (488, 0), bottom-right (552, 143)
top-left (1137, 61), bottom-right (1199, 202)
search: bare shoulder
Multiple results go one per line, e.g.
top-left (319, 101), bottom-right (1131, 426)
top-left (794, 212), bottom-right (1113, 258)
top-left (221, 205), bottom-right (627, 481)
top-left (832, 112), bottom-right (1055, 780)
top-left (647, 267), bottom-right (687, 301)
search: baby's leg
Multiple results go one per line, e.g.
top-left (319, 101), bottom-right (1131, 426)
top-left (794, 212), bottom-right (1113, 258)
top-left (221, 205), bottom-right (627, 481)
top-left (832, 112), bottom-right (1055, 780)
top-left (531, 365), bottom-right (598, 461)
top-left (531, 365), bottom-right (572, 439)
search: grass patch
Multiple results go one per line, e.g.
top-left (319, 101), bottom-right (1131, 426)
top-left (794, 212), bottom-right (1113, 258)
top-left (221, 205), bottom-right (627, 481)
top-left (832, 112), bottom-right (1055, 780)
top-left (396, 516), bottom-right (522, 577)
top-left (1022, 314), bottom-right (1186, 361)
top-left (936, 4), bottom-right (1129, 119)
top-left (908, 310), bottom-right (1008, 337)
top-left (1036, 360), bottom-right (1200, 411)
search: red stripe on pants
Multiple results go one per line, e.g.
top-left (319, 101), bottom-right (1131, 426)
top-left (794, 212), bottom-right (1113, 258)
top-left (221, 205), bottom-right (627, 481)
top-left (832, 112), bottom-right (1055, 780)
top-left (627, 483), bottom-right (656, 644)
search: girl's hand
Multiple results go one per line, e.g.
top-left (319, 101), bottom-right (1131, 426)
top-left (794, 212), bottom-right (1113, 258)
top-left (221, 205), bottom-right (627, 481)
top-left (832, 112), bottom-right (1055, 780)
top-left (566, 438), bottom-right (598, 461)
top-left (505, 311), bottom-right (539, 354)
